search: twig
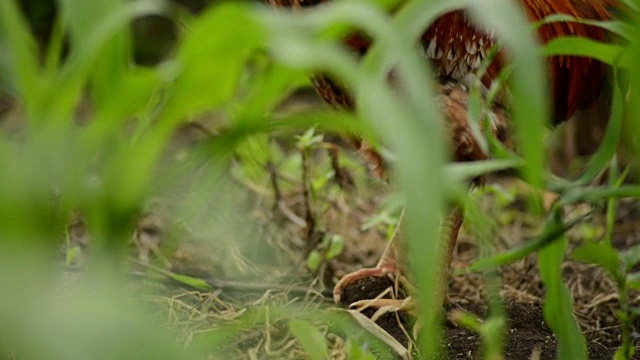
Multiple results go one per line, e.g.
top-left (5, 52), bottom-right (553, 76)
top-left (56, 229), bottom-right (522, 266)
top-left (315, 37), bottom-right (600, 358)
top-left (326, 143), bottom-right (354, 190)
top-left (267, 161), bottom-right (283, 211)
top-left (267, 161), bottom-right (307, 227)
top-left (300, 147), bottom-right (316, 239)
top-left (582, 325), bottom-right (621, 334)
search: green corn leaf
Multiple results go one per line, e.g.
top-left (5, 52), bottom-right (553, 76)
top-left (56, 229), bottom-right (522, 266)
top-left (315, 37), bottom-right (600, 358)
top-left (571, 242), bottom-right (622, 281)
top-left (544, 37), bottom-right (630, 68)
top-left (444, 159), bottom-right (524, 184)
top-left (462, 207), bottom-right (588, 273)
top-left (468, 0), bottom-right (547, 189)
top-left (58, 0), bottom-right (130, 108)
top-left (535, 15), bottom-right (632, 40)
top-left (51, 0), bottom-right (165, 121)
top-left (539, 232), bottom-right (587, 360)
top-left (0, 0), bottom-right (40, 106)
top-left (572, 76), bottom-right (624, 186)
top-left (162, 3), bottom-right (264, 128)
top-left (559, 186), bottom-right (640, 205)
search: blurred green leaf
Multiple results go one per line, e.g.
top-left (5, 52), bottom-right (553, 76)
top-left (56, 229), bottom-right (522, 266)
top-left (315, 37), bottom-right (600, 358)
top-left (289, 320), bottom-right (329, 360)
top-left (444, 159), bottom-right (524, 184)
top-left (236, 59), bottom-right (310, 120)
top-left (614, 347), bottom-right (635, 360)
top-left (59, 0), bottom-right (130, 107)
top-left (535, 15), bottom-right (632, 40)
top-left (44, 13), bottom-right (66, 75)
top-left (64, 246), bottom-right (82, 266)
top-left (450, 310), bottom-right (483, 333)
top-left (572, 77), bottom-right (624, 186)
top-left (620, 244), bottom-right (640, 271)
top-left (162, 2), bottom-right (264, 127)
top-left (168, 273), bottom-right (215, 292)
top-left (627, 273), bottom-right (640, 290)
top-left (468, 0), bottom-right (547, 189)
top-left (53, 0), bottom-right (165, 121)
top-left (538, 214), bottom-right (586, 360)
top-left (1, 0), bottom-right (636, 358)
top-left (345, 338), bottom-right (377, 360)
top-left (361, 195), bottom-right (403, 231)
top-left (572, 242), bottom-right (622, 280)
top-left (86, 67), bottom-right (160, 144)
top-left (0, 268), bottom-right (199, 360)
top-left (451, 310), bottom-right (505, 360)
top-left (463, 206), bottom-right (588, 273)
top-left (307, 250), bottom-right (323, 271)
top-left (559, 186), bottom-right (640, 205)
top-left (0, 0), bottom-right (40, 105)
top-left (234, 135), bottom-right (272, 182)
top-left (573, 223), bottom-right (605, 242)
top-left (325, 235), bottom-right (345, 260)
top-left (485, 184), bottom-right (516, 207)
top-left (296, 127), bottom-right (323, 149)
top-left (544, 37), bottom-right (630, 68)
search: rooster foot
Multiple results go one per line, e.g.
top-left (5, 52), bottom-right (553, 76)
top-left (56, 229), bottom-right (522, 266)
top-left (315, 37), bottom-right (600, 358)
top-left (333, 266), bottom-right (416, 316)
top-left (333, 267), bottom-right (398, 304)
top-left (350, 296), bottom-right (417, 322)
top-left (333, 266), bottom-right (416, 346)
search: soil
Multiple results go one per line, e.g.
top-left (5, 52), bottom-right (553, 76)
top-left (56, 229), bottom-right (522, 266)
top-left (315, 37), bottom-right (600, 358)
top-left (445, 301), bottom-right (615, 360)
top-left (324, 201), bottom-right (640, 360)
top-left (335, 267), bottom-right (620, 359)
top-left (337, 275), bottom-right (413, 347)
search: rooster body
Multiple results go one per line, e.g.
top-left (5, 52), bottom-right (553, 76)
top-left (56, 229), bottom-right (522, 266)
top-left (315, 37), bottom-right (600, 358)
top-left (270, 0), bottom-right (614, 125)
top-left (267, 0), bottom-right (617, 321)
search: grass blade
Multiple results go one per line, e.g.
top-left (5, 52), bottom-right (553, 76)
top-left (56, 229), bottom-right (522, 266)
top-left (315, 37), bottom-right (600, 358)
top-left (289, 320), bottom-right (330, 360)
top-left (538, 212), bottom-right (586, 360)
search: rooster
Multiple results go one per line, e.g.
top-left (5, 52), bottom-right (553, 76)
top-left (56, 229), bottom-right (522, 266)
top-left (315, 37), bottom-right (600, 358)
top-left (266, 0), bottom-right (616, 313)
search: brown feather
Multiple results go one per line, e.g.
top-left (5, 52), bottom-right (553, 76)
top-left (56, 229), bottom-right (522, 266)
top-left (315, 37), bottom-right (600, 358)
top-left (266, 0), bottom-right (617, 177)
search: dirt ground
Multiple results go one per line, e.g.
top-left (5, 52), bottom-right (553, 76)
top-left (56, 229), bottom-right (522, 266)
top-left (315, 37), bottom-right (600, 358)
top-left (333, 200), bottom-right (639, 358)
top-left (337, 185), bottom-right (640, 358)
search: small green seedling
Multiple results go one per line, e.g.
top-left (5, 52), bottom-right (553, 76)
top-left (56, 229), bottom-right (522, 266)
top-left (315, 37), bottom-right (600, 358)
top-left (307, 234), bottom-right (345, 271)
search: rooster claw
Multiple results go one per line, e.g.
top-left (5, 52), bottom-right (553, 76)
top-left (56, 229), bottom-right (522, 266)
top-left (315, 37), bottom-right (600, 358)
top-left (351, 297), bottom-right (416, 322)
top-left (333, 267), bottom-right (397, 304)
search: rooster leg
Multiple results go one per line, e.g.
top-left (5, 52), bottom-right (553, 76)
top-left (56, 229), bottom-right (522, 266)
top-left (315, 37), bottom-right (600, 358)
top-left (445, 206), bottom-right (464, 266)
top-left (332, 211), bottom-right (404, 305)
top-left (334, 207), bottom-right (464, 317)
